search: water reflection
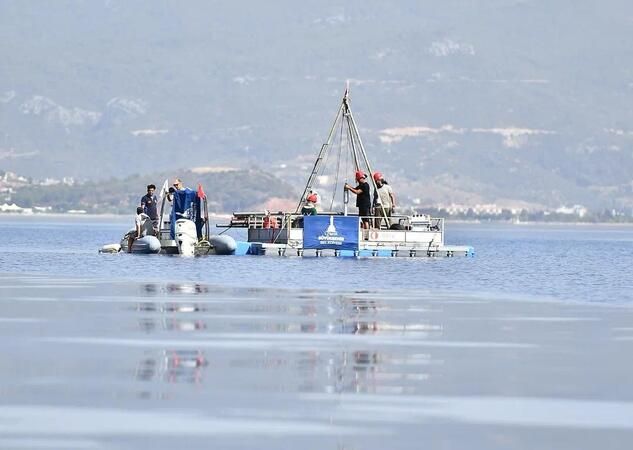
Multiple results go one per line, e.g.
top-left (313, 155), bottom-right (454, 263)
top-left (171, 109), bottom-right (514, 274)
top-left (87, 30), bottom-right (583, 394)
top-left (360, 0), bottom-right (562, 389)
top-left (315, 350), bottom-right (434, 395)
top-left (347, 298), bottom-right (379, 314)
top-left (341, 320), bottom-right (380, 334)
top-left (142, 283), bottom-right (210, 296)
top-left (300, 303), bottom-right (317, 331)
top-left (136, 350), bottom-right (208, 384)
top-left (136, 302), bottom-right (205, 314)
top-left (138, 317), bottom-right (206, 333)
top-left (330, 296), bottom-right (438, 394)
top-left (337, 297), bottom-right (379, 335)
top-left (135, 286), bottom-right (210, 388)
top-left (129, 286), bottom-right (441, 396)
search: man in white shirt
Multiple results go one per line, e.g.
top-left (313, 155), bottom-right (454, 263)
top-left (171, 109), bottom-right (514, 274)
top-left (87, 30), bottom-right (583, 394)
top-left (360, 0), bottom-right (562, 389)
top-left (128, 206), bottom-right (155, 252)
top-left (373, 172), bottom-right (396, 229)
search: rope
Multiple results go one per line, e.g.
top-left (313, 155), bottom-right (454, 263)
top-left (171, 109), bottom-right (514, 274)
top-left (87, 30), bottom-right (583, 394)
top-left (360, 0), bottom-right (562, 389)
top-left (344, 122), bottom-right (350, 183)
top-left (346, 116), bottom-right (361, 171)
top-left (330, 115), bottom-right (345, 211)
top-left (314, 133), bottom-right (334, 209)
top-left (271, 213), bottom-right (291, 244)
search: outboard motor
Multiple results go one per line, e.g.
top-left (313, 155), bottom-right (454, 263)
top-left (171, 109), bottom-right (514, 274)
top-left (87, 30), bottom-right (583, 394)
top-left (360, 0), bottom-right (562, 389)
top-left (175, 219), bottom-right (197, 257)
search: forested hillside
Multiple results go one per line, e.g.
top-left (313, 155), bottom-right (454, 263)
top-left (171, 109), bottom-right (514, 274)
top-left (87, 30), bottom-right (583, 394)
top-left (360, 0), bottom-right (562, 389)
top-left (2, 1), bottom-right (633, 210)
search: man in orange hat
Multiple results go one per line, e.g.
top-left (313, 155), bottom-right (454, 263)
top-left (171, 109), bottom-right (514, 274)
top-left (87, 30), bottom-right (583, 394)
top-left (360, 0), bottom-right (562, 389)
top-left (344, 171), bottom-right (371, 229)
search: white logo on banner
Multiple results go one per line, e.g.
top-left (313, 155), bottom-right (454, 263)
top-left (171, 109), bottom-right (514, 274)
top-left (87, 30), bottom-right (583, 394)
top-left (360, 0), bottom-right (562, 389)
top-left (318, 216), bottom-right (345, 246)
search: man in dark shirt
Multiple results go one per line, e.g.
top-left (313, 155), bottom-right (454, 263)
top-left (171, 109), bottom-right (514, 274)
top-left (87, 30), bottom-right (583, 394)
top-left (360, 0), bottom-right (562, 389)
top-left (140, 184), bottom-right (159, 229)
top-left (344, 170), bottom-right (372, 229)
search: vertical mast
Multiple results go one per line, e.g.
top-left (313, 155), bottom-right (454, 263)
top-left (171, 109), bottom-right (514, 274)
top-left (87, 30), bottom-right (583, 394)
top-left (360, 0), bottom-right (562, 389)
top-left (346, 95), bottom-right (387, 221)
top-left (294, 91), bottom-right (345, 213)
top-left (343, 99), bottom-right (361, 170)
top-left (296, 84), bottom-right (386, 222)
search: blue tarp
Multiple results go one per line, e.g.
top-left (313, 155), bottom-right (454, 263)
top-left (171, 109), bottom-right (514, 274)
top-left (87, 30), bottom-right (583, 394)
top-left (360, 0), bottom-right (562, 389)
top-left (170, 188), bottom-right (204, 239)
top-left (303, 215), bottom-right (359, 250)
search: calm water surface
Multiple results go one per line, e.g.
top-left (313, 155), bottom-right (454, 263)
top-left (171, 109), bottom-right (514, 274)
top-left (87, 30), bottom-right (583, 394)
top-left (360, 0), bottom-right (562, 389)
top-left (1, 215), bottom-right (632, 449)
top-left (1, 215), bottom-right (632, 303)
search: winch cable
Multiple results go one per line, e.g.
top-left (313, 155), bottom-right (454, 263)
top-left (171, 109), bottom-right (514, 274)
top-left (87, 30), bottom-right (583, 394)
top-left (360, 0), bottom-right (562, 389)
top-left (316, 136), bottom-right (333, 209)
top-left (277, 115), bottom-right (338, 245)
top-left (343, 122), bottom-right (350, 192)
top-left (330, 116), bottom-right (345, 211)
top-left (346, 117), bottom-right (360, 172)
top-left (217, 226), bottom-right (231, 235)
top-left (295, 102), bottom-right (345, 214)
top-left (352, 119), bottom-right (364, 173)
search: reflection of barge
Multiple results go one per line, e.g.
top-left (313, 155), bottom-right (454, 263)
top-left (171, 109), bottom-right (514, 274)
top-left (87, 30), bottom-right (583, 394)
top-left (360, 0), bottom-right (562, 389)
top-left (136, 350), bottom-right (207, 384)
top-left (220, 89), bottom-right (474, 258)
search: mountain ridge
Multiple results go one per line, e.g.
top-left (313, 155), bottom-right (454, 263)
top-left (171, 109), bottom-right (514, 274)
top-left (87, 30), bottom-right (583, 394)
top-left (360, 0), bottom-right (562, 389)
top-left (1, 1), bottom-right (633, 210)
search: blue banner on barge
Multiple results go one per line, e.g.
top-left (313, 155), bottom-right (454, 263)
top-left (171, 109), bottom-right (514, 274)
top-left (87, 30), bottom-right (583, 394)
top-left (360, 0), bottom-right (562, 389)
top-left (303, 215), bottom-right (359, 250)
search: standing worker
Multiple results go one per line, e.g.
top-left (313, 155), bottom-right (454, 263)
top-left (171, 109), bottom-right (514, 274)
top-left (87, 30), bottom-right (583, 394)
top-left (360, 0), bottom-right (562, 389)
top-left (140, 184), bottom-right (159, 230)
top-left (167, 178), bottom-right (184, 202)
top-left (372, 172), bottom-right (396, 228)
top-left (344, 170), bottom-right (372, 229)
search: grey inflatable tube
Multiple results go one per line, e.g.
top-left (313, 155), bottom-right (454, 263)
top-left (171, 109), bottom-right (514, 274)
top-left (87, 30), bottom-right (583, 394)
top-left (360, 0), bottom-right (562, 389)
top-left (131, 236), bottom-right (162, 254)
top-left (209, 235), bottom-right (237, 255)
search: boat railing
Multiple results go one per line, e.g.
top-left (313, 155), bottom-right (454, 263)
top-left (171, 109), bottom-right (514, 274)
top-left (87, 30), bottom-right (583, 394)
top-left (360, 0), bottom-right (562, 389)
top-left (223, 211), bottom-right (444, 233)
top-left (224, 212), bottom-right (296, 229)
top-left (372, 214), bottom-right (444, 232)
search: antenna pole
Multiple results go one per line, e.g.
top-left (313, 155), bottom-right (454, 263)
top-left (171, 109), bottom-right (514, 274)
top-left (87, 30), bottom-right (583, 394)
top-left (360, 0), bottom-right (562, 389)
top-left (342, 88), bottom-right (361, 171)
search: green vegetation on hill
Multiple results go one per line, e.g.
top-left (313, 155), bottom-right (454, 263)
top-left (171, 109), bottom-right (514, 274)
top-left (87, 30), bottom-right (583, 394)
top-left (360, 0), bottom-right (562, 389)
top-left (10, 169), bottom-right (297, 214)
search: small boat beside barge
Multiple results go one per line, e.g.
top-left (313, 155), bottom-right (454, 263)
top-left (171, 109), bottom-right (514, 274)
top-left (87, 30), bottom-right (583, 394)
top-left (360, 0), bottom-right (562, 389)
top-left (151, 186), bottom-right (236, 256)
top-left (102, 186), bottom-right (236, 256)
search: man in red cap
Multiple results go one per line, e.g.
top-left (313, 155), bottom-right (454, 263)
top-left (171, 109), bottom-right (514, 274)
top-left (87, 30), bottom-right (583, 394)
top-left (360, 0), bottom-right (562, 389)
top-left (344, 170), bottom-right (372, 229)
top-left (301, 192), bottom-right (318, 216)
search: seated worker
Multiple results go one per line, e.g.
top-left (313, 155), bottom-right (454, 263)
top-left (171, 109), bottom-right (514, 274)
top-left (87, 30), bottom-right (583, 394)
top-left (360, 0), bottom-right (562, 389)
top-left (127, 206), bottom-right (155, 253)
top-left (373, 172), bottom-right (396, 228)
top-left (344, 170), bottom-right (371, 229)
top-left (301, 193), bottom-right (318, 216)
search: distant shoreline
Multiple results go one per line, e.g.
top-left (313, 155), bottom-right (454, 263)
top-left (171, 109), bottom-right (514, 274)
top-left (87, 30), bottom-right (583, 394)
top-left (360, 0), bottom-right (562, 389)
top-left (1, 212), bottom-right (632, 226)
top-left (0, 212), bottom-right (236, 221)
top-left (0, 212), bottom-right (129, 220)
top-left (449, 219), bottom-right (633, 227)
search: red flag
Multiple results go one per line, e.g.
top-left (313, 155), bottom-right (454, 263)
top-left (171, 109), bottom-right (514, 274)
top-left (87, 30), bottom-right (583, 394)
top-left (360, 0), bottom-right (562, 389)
top-left (197, 183), bottom-right (206, 199)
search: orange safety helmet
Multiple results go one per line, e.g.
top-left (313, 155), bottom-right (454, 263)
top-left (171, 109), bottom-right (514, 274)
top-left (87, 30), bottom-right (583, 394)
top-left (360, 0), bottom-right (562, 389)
top-left (373, 172), bottom-right (383, 182)
top-left (306, 193), bottom-right (318, 203)
top-left (355, 170), bottom-right (366, 181)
